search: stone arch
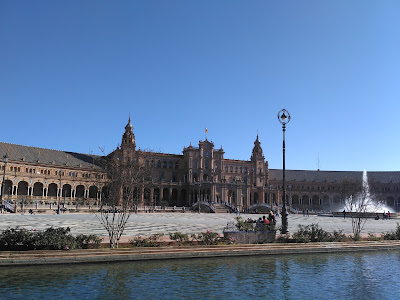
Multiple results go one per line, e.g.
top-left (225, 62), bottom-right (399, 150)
top-left (312, 195), bottom-right (319, 206)
top-left (89, 186), bottom-right (98, 198)
top-left (162, 188), bottom-right (169, 202)
top-left (333, 195), bottom-right (341, 208)
top-left (3, 180), bottom-right (12, 196)
top-left (62, 184), bottom-right (72, 198)
top-left (101, 186), bottom-right (109, 200)
top-left (323, 195), bottom-right (330, 208)
top-left (17, 181), bottom-right (28, 196)
top-left (180, 189), bottom-right (187, 206)
top-left (171, 188), bottom-right (178, 205)
top-left (292, 194), bottom-right (300, 206)
top-left (153, 188), bottom-right (160, 204)
top-left (271, 193), bottom-right (276, 205)
top-left (76, 185), bottom-right (85, 198)
top-left (203, 174), bottom-right (209, 181)
top-left (48, 183), bottom-right (57, 197)
top-left (33, 182), bottom-right (43, 197)
top-left (253, 192), bottom-right (259, 204)
top-left (302, 195), bottom-right (309, 206)
top-left (144, 188), bottom-right (151, 205)
top-left (193, 173), bottom-right (198, 182)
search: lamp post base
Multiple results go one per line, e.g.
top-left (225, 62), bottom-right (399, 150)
top-left (281, 207), bottom-right (288, 234)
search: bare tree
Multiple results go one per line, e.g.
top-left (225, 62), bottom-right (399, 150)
top-left (339, 175), bottom-right (383, 240)
top-left (95, 151), bottom-right (155, 248)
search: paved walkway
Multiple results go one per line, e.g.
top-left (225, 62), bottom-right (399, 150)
top-left (0, 212), bottom-right (398, 238)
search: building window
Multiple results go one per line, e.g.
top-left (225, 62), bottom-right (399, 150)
top-left (230, 166), bottom-right (233, 172)
top-left (163, 161), bottom-right (167, 168)
top-left (175, 162), bottom-right (179, 169)
top-left (157, 160), bottom-right (161, 168)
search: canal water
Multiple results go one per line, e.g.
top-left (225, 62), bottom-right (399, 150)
top-left (2, 251), bottom-right (400, 299)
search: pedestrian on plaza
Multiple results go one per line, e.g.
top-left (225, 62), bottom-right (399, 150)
top-left (388, 211), bottom-right (391, 220)
top-left (268, 211), bottom-right (276, 225)
top-left (306, 209), bottom-right (309, 217)
top-left (343, 209), bottom-right (346, 219)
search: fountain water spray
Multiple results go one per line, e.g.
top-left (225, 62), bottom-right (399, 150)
top-left (343, 170), bottom-right (393, 213)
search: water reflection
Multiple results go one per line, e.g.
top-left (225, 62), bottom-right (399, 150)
top-left (2, 251), bottom-right (400, 299)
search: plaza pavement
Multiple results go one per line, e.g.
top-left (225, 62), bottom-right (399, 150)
top-left (0, 212), bottom-right (399, 239)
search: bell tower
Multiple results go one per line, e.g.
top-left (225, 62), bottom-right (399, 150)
top-left (121, 115), bottom-right (136, 156)
top-left (251, 133), bottom-right (266, 188)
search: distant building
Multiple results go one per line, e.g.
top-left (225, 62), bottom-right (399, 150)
top-left (1, 117), bottom-right (400, 212)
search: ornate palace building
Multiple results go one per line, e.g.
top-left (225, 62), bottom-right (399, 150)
top-left (1, 117), bottom-right (400, 212)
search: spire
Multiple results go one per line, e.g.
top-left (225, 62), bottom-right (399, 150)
top-left (121, 115), bottom-right (136, 150)
top-left (252, 133), bottom-right (263, 156)
top-left (125, 114), bottom-right (133, 132)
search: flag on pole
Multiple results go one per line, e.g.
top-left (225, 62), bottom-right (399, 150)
top-left (205, 127), bottom-right (208, 133)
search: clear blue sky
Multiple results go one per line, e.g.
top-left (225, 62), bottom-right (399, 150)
top-left (1, 1), bottom-right (399, 172)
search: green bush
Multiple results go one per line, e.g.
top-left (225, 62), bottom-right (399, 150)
top-left (191, 230), bottom-right (221, 245)
top-left (235, 217), bottom-right (255, 232)
top-left (0, 227), bottom-right (102, 251)
top-left (169, 232), bottom-right (189, 246)
top-left (382, 223), bottom-right (400, 240)
top-left (130, 234), bottom-right (162, 247)
top-left (277, 224), bottom-right (346, 243)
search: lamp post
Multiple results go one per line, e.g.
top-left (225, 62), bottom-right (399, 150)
top-left (57, 170), bottom-right (62, 214)
top-left (198, 181), bottom-right (202, 214)
top-left (278, 109), bottom-right (291, 234)
top-left (1, 154), bottom-right (8, 204)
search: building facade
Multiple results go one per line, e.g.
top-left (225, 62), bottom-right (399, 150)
top-left (1, 117), bottom-right (400, 212)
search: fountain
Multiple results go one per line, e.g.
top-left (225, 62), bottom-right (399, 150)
top-left (332, 170), bottom-right (395, 218)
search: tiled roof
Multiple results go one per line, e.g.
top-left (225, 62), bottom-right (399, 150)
top-left (269, 169), bottom-right (400, 184)
top-left (367, 172), bottom-right (400, 183)
top-left (0, 142), bottom-right (102, 169)
top-left (269, 169), bottom-right (363, 183)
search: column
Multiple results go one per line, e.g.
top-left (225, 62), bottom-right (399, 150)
top-left (150, 188), bottom-right (154, 206)
top-left (140, 185), bottom-right (144, 206)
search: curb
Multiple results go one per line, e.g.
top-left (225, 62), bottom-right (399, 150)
top-left (1, 241), bottom-right (400, 266)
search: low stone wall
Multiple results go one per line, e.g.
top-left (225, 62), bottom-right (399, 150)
top-left (224, 231), bottom-right (276, 244)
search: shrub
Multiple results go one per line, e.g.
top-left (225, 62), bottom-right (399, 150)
top-left (235, 217), bottom-right (255, 232)
top-left (169, 232), bottom-right (189, 246)
top-left (330, 230), bottom-right (347, 242)
top-left (0, 227), bottom-right (102, 251)
top-left (130, 234), bottom-right (162, 247)
top-left (382, 223), bottom-right (400, 240)
top-left (192, 230), bottom-right (221, 245)
top-left (277, 224), bottom-right (346, 243)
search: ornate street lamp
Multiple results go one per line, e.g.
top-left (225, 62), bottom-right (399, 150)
top-left (57, 170), bottom-right (62, 214)
top-left (1, 154), bottom-right (9, 204)
top-left (278, 109), bottom-right (291, 234)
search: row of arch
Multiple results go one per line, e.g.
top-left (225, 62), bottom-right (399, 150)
top-left (1, 180), bottom-right (100, 199)
top-left (3, 180), bottom-right (400, 211)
